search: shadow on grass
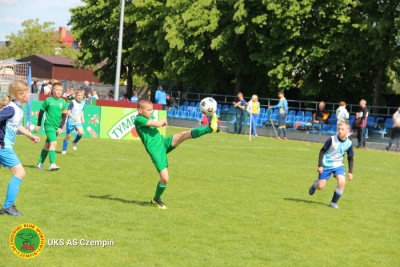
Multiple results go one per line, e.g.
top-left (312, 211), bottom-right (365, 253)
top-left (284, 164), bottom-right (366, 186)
top-left (284, 198), bottom-right (328, 207)
top-left (87, 194), bottom-right (151, 207)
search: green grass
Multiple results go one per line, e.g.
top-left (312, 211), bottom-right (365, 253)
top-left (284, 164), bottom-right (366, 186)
top-left (0, 128), bottom-right (399, 266)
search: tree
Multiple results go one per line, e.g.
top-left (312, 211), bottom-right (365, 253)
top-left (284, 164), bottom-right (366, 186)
top-left (0, 19), bottom-right (77, 60)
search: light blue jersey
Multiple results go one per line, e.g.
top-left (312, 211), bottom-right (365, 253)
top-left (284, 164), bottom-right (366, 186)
top-left (322, 135), bottom-right (353, 169)
top-left (0, 101), bottom-right (23, 149)
top-left (67, 99), bottom-right (85, 124)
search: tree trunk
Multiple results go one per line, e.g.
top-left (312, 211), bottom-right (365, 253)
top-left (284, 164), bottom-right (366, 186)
top-left (234, 71), bottom-right (242, 93)
top-left (372, 62), bottom-right (385, 114)
top-left (126, 65), bottom-right (133, 98)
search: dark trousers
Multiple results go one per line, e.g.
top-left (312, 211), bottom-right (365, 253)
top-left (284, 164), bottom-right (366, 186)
top-left (357, 127), bottom-right (366, 147)
top-left (388, 127), bottom-right (400, 149)
top-left (234, 113), bottom-right (244, 134)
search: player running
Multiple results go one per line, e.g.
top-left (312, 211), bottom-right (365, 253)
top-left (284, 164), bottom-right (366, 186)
top-left (308, 121), bottom-right (354, 209)
top-left (62, 89), bottom-right (85, 154)
top-left (35, 83), bottom-right (68, 171)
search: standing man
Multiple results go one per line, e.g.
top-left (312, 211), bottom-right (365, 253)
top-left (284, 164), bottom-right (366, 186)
top-left (155, 85), bottom-right (167, 108)
top-left (356, 99), bottom-right (368, 148)
top-left (270, 91), bottom-right (289, 139)
top-left (386, 107), bottom-right (400, 152)
top-left (233, 92), bottom-right (247, 134)
top-left (80, 81), bottom-right (91, 98)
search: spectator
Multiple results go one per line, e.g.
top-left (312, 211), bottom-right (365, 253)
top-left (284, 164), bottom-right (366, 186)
top-left (43, 81), bottom-right (52, 95)
top-left (386, 107), bottom-right (400, 152)
top-left (80, 80), bottom-right (91, 97)
top-left (155, 85), bottom-right (167, 107)
top-left (270, 91), bottom-right (289, 139)
top-left (314, 101), bottom-right (329, 124)
top-left (105, 90), bottom-right (114, 100)
top-left (130, 91), bottom-right (138, 103)
top-left (166, 93), bottom-right (176, 109)
top-left (356, 99), bottom-right (368, 148)
top-left (233, 92), bottom-right (246, 134)
top-left (247, 94), bottom-right (260, 136)
top-left (336, 101), bottom-right (349, 132)
top-left (91, 89), bottom-right (99, 100)
top-left (31, 80), bottom-right (38, 93)
top-left (120, 93), bottom-right (129, 102)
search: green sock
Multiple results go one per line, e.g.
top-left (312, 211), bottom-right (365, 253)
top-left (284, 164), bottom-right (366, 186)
top-left (153, 182), bottom-right (167, 200)
top-left (38, 149), bottom-right (48, 164)
top-left (191, 126), bottom-right (212, 138)
top-left (49, 150), bottom-right (56, 164)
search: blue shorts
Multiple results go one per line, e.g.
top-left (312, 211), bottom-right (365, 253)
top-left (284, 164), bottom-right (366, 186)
top-left (318, 166), bottom-right (345, 180)
top-left (66, 122), bottom-right (83, 134)
top-left (0, 148), bottom-right (21, 168)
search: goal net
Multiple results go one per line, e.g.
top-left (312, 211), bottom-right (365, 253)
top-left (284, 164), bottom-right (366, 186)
top-left (0, 59), bottom-right (32, 126)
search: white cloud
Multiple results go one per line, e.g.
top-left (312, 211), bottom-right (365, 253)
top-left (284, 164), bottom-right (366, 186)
top-left (0, 17), bottom-right (23, 25)
top-left (0, 0), bottom-right (18, 5)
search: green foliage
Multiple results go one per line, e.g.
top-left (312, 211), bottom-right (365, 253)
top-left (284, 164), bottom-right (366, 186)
top-left (0, 130), bottom-right (399, 265)
top-left (69, 0), bottom-right (400, 102)
top-left (0, 19), bottom-right (78, 60)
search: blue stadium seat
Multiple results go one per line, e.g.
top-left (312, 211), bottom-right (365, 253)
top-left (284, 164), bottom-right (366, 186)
top-left (178, 106), bottom-right (186, 111)
top-left (167, 109), bottom-right (176, 118)
top-left (195, 112), bottom-right (203, 121)
top-left (321, 124), bottom-right (331, 134)
top-left (384, 118), bottom-right (393, 129)
top-left (182, 101), bottom-right (189, 106)
top-left (189, 101), bottom-right (196, 107)
top-left (367, 116), bottom-right (375, 128)
top-left (328, 117), bottom-right (337, 125)
top-left (288, 110), bottom-right (296, 116)
top-left (297, 111), bottom-right (304, 117)
top-left (174, 110), bottom-right (183, 118)
top-left (305, 111), bottom-right (312, 118)
top-left (259, 107), bottom-right (266, 115)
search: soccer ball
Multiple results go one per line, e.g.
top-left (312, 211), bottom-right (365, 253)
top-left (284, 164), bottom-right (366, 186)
top-left (200, 97), bottom-right (217, 115)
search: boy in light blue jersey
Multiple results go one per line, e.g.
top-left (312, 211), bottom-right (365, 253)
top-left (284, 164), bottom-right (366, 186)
top-left (0, 80), bottom-right (40, 216)
top-left (308, 121), bottom-right (354, 209)
top-left (269, 91), bottom-right (288, 139)
top-left (62, 89), bottom-right (85, 154)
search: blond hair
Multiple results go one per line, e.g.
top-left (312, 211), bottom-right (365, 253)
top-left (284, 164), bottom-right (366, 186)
top-left (138, 99), bottom-right (152, 109)
top-left (338, 120), bottom-right (350, 128)
top-left (339, 101), bottom-right (346, 107)
top-left (1, 80), bottom-right (29, 107)
top-left (251, 94), bottom-right (258, 101)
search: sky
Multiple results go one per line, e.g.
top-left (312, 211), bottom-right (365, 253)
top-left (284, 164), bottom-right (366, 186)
top-left (0, 0), bottom-right (83, 41)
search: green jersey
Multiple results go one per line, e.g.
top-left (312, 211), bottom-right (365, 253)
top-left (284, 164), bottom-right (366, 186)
top-left (41, 96), bottom-right (67, 128)
top-left (134, 115), bottom-right (164, 152)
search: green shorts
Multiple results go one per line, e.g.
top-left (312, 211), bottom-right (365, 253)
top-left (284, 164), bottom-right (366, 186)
top-left (45, 127), bottom-right (59, 143)
top-left (148, 136), bottom-right (175, 172)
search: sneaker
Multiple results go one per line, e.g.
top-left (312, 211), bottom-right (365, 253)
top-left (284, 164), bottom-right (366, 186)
top-left (72, 143), bottom-right (77, 151)
top-left (61, 150), bottom-right (67, 155)
top-left (309, 185), bottom-right (316, 195)
top-left (151, 199), bottom-right (167, 209)
top-left (48, 163), bottom-right (60, 171)
top-left (0, 204), bottom-right (22, 216)
top-left (209, 113), bottom-right (220, 133)
top-left (37, 163), bottom-right (44, 170)
top-left (330, 202), bottom-right (339, 209)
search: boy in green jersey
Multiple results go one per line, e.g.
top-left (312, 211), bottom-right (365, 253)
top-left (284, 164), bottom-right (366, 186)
top-left (34, 83), bottom-right (68, 171)
top-left (134, 99), bottom-right (219, 209)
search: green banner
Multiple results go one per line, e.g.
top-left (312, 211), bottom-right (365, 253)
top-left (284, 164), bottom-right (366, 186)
top-left (99, 107), bottom-right (166, 140)
top-left (25, 101), bottom-right (101, 138)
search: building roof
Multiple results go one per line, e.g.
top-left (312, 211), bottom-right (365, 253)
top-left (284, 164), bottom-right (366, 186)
top-left (34, 55), bottom-right (74, 66)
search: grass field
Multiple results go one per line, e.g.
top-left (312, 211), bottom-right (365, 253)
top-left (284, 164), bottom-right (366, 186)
top-left (0, 127), bottom-right (399, 266)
